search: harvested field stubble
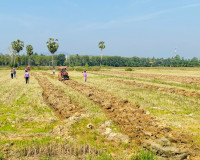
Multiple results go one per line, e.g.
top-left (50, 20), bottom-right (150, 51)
top-left (109, 79), bottom-right (200, 99)
top-left (32, 73), bottom-right (84, 119)
top-left (45, 72), bottom-right (199, 160)
top-left (97, 71), bottom-right (200, 85)
top-left (19, 142), bottom-right (103, 159)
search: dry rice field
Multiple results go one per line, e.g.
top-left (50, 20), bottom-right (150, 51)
top-left (0, 67), bottom-right (200, 160)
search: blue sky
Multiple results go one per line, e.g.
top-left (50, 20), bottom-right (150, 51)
top-left (0, 0), bottom-right (200, 58)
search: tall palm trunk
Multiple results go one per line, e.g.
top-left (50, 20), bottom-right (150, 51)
top-left (17, 53), bottom-right (19, 68)
top-left (52, 54), bottom-right (55, 74)
top-left (28, 56), bottom-right (30, 66)
top-left (100, 49), bottom-right (102, 68)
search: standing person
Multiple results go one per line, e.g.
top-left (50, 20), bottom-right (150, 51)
top-left (11, 70), bottom-right (14, 79)
top-left (25, 68), bottom-right (27, 72)
top-left (24, 70), bottom-right (30, 84)
top-left (13, 68), bottom-right (16, 78)
top-left (14, 70), bottom-right (16, 78)
top-left (83, 71), bottom-right (87, 82)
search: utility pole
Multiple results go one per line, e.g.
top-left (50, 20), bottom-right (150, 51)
top-left (174, 48), bottom-right (177, 56)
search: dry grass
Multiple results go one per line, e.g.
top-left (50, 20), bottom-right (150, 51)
top-left (0, 71), bottom-right (58, 159)
top-left (133, 67), bottom-right (200, 77)
top-left (2, 67), bottom-right (199, 159)
top-left (68, 70), bottom-right (200, 147)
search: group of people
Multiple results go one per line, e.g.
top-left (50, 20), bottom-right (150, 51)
top-left (10, 68), bottom-right (30, 84)
top-left (10, 68), bottom-right (16, 79)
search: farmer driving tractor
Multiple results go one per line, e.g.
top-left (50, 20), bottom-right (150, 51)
top-left (58, 66), bottom-right (69, 81)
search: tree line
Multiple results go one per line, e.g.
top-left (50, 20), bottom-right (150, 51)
top-left (0, 53), bottom-right (66, 67)
top-left (1, 53), bottom-right (200, 67)
top-left (66, 54), bottom-right (200, 67)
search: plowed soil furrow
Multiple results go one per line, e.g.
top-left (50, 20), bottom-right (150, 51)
top-left (109, 79), bottom-right (200, 99)
top-left (43, 72), bottom-right (199, 160)
top-left (97, 71), bottom-right (200, 85)
top-left (32, 73), bottom-right (84, 119)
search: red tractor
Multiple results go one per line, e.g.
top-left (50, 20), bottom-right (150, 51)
top-left (58, 67), bottom-right (69, 81)
top-left (27, 66), bottom-right (31, 71)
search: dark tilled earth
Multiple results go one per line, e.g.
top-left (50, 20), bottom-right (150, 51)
top-left (32, 73), bottom-right (84, 119)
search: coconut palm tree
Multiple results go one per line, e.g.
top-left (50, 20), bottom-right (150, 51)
top-left (11, 39), bottom-right (24, 68)
top-left (98, 41), bottom-right (105, 68)
top-left (46, 38), bottom-right (59, 74)
top-left (26, 45), bottom-right (33, 66)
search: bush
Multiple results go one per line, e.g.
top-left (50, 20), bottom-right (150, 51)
top-left (75, 67), bottom-right (85, 71)
top-left (67, 67), bottom-right (74, 71)
top-left (125, 68), bottom-right (133, 71)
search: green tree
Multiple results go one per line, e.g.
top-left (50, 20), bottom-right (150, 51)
top-left (85, 62), bottom-right (89, 67)
top-left (75, 54), bottom-right (82, 66)
top-left (16, 56), bottom-right (21, 66)
top-left (57, 54), bottom-right (66, 66)
top-left (26, 45), bottom-right (33, 66)
top-left (46, 38), bottom-right (59, 74)
top-left (98, 41), bottom-right (105, 67)
top-left (11, 39), bottom-right (24, 67)
top-left (20, 54), bottom-right (27, 65)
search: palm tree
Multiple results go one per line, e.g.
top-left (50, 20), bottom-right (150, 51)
top-left (26, 45), bottom-right (33, 66)
top-left (11, 39), bottom-right (24, 68)
top-left (98, 41), bottom-right (105, 68)
top-left (46, 38), bottom-right (59, 74)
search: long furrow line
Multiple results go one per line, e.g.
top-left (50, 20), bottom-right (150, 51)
top-left (32, 73), bottom-right (84, 119)
top-left (109, 79), bottom-right (200, 99)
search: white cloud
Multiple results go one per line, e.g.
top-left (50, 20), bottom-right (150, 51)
top-left (75, 2), bottom-right (200, 31)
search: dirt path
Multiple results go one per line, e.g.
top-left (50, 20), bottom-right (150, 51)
top-left (109, 79), bottom-right (200, 99)
top-left (44, 72), bottom-right (200, 160)
top-left (32, 73), bottom-right (84, 119)
top-left (96, 71), bottom-right (200, 85)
